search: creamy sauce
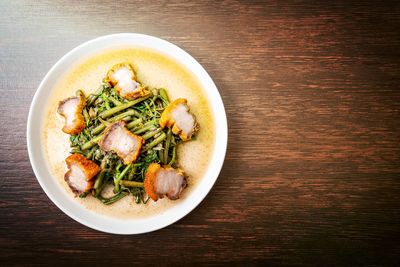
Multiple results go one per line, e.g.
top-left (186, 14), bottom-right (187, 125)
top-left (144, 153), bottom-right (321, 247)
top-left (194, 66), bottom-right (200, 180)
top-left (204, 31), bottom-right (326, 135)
top-left (43, 47), bottom-right (215, 219)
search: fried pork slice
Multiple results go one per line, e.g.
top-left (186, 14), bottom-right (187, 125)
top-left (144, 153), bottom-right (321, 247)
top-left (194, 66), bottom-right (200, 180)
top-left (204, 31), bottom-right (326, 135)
top-left (98, 121), bottom-right (144, 164)
top-left (57, 95), bottom-right (86, 135)
top-left (106, 63), bottom-right (147, 100)
top-left (64, 154), bottom-right (101, 195)
top-left (159, 98), bottom-right (199, 141)
top-left (144, 163), bottom-right (187, 201)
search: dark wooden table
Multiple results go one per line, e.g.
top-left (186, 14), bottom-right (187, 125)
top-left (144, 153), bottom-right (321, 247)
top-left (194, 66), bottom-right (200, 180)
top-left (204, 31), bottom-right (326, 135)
top-left (1, 1), bottom-right (399, 266)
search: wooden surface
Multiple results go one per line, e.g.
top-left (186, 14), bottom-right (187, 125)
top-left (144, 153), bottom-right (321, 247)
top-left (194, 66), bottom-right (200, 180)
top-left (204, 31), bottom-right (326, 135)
top-left (1, 0), bottom-right (399, 266)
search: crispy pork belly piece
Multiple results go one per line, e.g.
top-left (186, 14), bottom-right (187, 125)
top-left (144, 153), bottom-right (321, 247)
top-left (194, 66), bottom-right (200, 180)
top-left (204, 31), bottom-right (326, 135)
top-left (98, 121), bottom-right (144, 164)
top-left (106, 63), bottom-right (147, 100)
top-left (64, 154), bottom-right (101, 195)
top-left (159, 98), bottom-right (199, 141)
top-left (144, 163), bottom-right (187, 201)
top-left (57, 95), bottom-right (86, 135)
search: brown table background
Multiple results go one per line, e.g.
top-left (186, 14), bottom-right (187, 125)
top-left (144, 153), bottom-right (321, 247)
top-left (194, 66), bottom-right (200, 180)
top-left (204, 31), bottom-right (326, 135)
top-left (1, 1), bottom-right (399, 266)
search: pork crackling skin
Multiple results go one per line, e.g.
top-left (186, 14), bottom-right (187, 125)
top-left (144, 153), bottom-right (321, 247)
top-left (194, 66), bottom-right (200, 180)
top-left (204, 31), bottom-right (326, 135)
top-left (106, 63), bottom-right (148, 100)
top-left (98, 121), bottom-right (144, 164)
top-left (64, 154), bottom-right (101, 195)
top-left (144, 163), bottom-right (187, 201)
top-left (159, 98), bottom-right (199, 141)
top-left (57, 94), bottom-right (86, 135)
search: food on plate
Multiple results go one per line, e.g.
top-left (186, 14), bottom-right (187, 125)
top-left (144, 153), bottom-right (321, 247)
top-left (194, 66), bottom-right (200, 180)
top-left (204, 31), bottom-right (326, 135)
top-left (57, 93), bottom-right (86, 135)
top-left (144, 163), bottom-right (187, 201)
top-left (64, 153), bottom-right (101, 195)
top-left (57, 62), bottom-right (199, 205)
top-left (160, 98), bottom-right (199, 141)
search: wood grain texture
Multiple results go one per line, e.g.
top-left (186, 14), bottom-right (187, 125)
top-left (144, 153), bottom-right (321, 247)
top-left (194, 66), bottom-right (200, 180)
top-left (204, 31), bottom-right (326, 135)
top-left (1, 0), bottom-right (400, 266)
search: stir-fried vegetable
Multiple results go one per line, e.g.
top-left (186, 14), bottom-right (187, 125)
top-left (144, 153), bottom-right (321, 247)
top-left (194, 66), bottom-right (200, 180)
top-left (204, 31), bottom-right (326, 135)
top-left (68, 83), bottom-right (182, 204)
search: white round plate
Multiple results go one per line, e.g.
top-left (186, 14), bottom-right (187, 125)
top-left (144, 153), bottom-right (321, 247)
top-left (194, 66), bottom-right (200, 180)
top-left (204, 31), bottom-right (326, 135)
top-left (27, 33), bottom-right (227, 234)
